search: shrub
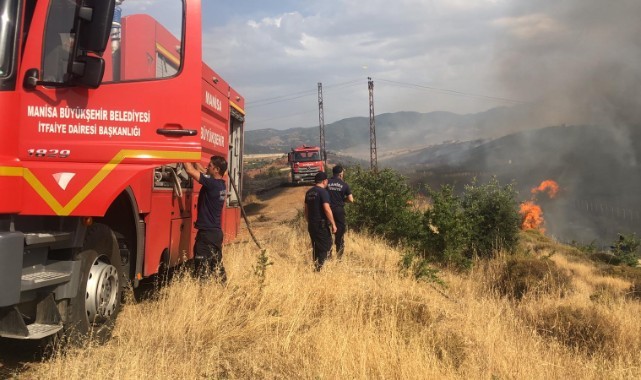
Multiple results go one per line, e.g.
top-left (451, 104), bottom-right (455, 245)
top-left (345, 167), bottom-right (423, 246)
top-left (590, 252), bottom-right (623, 266)
top-left (347, 169), bottom-right (520, 272)
top-left (422, 185), bottom-right (471, 268)
top-left (462, 178), bottom-right (521, 258)
top-left (525, 305), bottom-right (619, 357)
top-left (599, 264), bottom-right (641, 284)
top-left (628, 281), bottom-right (641, 301)
top-left (571, 240), bottom-right (599, 254)
top-left (422, 178), bottom-right (520, 267)
top-left (610, 233), bottom-right (640, 267)
top-left (399, 251), bottom-right (442, 284)
top-left (496, 256), bottom-right (571, 300)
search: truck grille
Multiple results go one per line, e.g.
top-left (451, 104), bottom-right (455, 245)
top-left (297, 167), bottom-right (319, 173)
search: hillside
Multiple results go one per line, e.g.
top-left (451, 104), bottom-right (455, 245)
top-left (385, 124), bottom-right (641, 245)
top-left (6, 186), bottom-right (641, 379)
top-left (245, 105), bottom-right (543, 157)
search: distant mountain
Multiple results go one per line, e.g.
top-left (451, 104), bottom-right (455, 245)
top-left (244, 105), bottom-right (543, 156)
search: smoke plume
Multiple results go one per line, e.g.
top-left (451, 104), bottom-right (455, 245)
top-left (487, 1), bottom-right (641, 244)
top-left (495, 0), bottom-right (641, 129)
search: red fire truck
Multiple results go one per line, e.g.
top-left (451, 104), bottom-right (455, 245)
top-left (0, 0), bottom-right (244, 340)
top-left (287, 145), bottom-right (325, 184)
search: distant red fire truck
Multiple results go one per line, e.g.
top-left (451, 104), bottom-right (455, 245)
top-left (287, 145), bottom-right (325, 184)
top-left (0, 0), bottom-right (244, 340)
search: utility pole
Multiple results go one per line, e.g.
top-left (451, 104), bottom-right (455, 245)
top-left (368, 77), bottom-right (377, 172)
top-left (318, 82), bottom-right (326, 165)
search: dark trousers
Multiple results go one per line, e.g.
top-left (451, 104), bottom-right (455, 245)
top-left (193, 228), bottom-right (226, 282)
top-left (308, 221), bottom-right (332, 271)
top-left (332, 207), bottom-right (346, 258)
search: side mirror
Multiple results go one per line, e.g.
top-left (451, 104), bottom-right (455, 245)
top-left (75, 0), bottom-right (116, 54)
top-left (71, 56), bottom-right (105, 88)
top-left (287, 153), bottom-right (293, 162)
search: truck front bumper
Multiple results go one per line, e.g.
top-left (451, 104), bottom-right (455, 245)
top-left (293, 172), bottom-right (317, 183)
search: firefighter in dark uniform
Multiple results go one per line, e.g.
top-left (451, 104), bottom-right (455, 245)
top-left (327, 165), bottom-right (354, 259)
top-left (304, 172), bottom-right (337, 271)
top-left (184, 156), bottom-right (228, 282)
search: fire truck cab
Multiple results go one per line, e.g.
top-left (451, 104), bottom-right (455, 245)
top-left (0, 0), bottom-right (244, 341)
top-left (287, 145), bottom-right (325, 184)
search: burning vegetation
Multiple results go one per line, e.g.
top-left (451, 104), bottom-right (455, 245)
top-left (520, 180), bottom-right (559, 232)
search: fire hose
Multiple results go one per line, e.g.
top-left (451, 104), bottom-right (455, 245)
top-left (228, 176), bottom-right (263, 251)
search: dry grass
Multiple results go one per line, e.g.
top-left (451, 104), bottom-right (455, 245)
top-left (15, 222), bottom-right (641, 379)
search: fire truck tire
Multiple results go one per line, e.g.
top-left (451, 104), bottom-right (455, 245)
top-left (64, 224), bottom-right (124, 343)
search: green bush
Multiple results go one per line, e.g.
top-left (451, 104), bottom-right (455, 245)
top-left (399, 251), bottom-right (442, 284)
top-left (571, 240), bottom-right (599, 254)
top-left (346, 168), bottom-right (520, 272)
top-left (423, 185), bottom-right (471, 268)
top-left (345, 167), bottom-right (423, 246)
top-left (422, 178), bottom-right (520, 267)
top-left (462, 178), bottom-right (521, 258)
top-left (610, 233), bottom-right (640, 267)
top-left (590, 252), bottom-right (623, 266)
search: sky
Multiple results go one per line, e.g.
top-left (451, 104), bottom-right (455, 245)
top-left (200, 0), bottom-right (518, 131)
top-left (198, 0), bottom-right (641, 132)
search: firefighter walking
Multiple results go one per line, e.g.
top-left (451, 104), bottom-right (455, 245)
top-left (327, 165), bottom-right (354, 259)
top-left (304, 172), bottom-right (337, 271)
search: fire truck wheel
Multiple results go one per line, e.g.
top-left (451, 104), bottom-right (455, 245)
top-left (64, 224), bottom-right (124, 343)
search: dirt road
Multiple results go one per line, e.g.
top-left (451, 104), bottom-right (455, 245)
top-left (237, 184), bottom-right (311, 242)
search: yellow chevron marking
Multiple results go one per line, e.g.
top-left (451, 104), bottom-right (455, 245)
top-left (22, 169), bottom-right (65, 213)
top-left (0, 150), bottom-right (201, 216)
top-left (0, 167), bottom-right (23, 176)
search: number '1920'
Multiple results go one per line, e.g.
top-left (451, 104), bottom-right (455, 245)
top-left (27, 149), bottom-right (70, 158)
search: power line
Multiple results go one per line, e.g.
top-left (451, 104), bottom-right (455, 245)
top-left (324, 79), bottom-right (362, 90)
top-left (376, 78), bottom-right (524, 105)
top-left (247, 78), bottom-right (363, 107)
top-left (247, 77), bottom-right (524, 110)
top-left (247, 77), bottom-right (526, 129)
top-left (248, 107), bottom-right (317, 124)
top-left (248, 92), bottom-right (317, 108)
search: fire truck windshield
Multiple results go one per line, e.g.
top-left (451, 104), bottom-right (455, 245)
top-left (294, 151), bottom-right (321, 162)
top-left (0, 0), bottom-right (19, 79)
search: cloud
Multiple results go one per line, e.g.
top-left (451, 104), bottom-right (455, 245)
top-left (203, 0), bottom-right (512, 130)
top-left (121, 0), bottom-right (182, 36)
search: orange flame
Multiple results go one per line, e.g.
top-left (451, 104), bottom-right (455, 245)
top-left (531, 180), bottom-right (559, 199)
top-left (520, 201), bottom-right (544, 232)
top-left (520, 179), bottom-right (559, 232)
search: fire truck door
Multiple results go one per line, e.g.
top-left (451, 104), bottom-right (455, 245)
top-left (18, 1), bottom-right (202, 202)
